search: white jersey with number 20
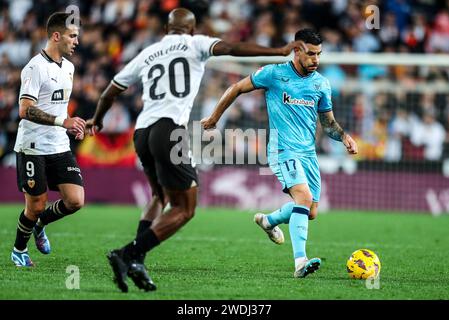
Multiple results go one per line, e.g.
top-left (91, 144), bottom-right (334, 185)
top-left (112, 34), bottom-right (221, 129)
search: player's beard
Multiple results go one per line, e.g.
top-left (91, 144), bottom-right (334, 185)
top-left (299, 61), bottom-right (312, 75)
top-left (60, 43), bottom-right (74, 57)
top-left (301, 61), bottom-right (318, 74)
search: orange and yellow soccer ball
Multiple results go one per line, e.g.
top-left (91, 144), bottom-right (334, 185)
top-left (346, 249), bottom-right (381, 279)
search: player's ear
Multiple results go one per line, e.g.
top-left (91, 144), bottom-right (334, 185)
top-left (52, 31), bottom-right (61, 42)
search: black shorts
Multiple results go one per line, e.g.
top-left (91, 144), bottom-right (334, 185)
top-left (16, 151), bottom-right (84, 196)
top-left (134, 118), bottom-right (198, 191)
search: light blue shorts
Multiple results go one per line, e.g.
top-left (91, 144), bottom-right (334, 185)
top-left (268, 150), bottom-right (321, 202)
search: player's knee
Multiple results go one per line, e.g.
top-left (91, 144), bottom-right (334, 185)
top-left (28, 201), bottom-right (47, 216)
top-left (291, 190), bottom-right (313, 208)
top-left (290, 185), bottom-right (313, 208)
top-left (64, 198), bottom-right (84, 212)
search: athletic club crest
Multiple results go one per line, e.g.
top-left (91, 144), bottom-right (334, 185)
top-left (289, 170), bottom-right (297, 180)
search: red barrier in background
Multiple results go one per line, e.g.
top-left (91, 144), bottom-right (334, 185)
top-left (1, 166), bottom-right (448, 214)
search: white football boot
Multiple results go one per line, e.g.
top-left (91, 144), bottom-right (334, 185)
top-left (293, 257), bottom-right (321, 278)
top-left (254, 213), bottom-right (284, 245)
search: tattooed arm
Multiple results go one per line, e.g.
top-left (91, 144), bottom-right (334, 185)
top-left (19, 98), bottom-right (86, 138)
top-left (319, 111), bottom-right (345, 141)
top-left (319, 111), bottom-right (358, 154)
top-left (19, 98), bottom-right (56, 125)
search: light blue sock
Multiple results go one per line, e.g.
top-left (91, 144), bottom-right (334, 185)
top-left (266, 202), bottom-right (295, 227)
top-left (289, 205), bottom-right (310, 259)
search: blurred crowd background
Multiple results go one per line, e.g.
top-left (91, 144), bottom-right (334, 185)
top-left (1, 0), bottom-right (449, 168)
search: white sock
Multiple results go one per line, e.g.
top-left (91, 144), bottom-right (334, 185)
top-left (295, 257), bottom-right (308, 269)
top-left (262, 215), bottom-right (272, 229)
top-left (13, 247), bottom-right (28, 253)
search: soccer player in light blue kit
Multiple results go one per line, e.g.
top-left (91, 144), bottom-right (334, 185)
top-left (202, 29), bottom-right (358, 278)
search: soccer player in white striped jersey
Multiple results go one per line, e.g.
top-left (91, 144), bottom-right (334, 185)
top-left (11, 12), bottom-right (85, 267)
top-left (85, 7), bottom-right (306, 292)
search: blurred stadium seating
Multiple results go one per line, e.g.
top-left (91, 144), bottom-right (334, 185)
top-left (1, 0), bottom-right (449, 214)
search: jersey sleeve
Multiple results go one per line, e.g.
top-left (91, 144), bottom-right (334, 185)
top-left (112, 53), bottom-right (143, 90)
top-left (250, 64), bottom-right (273, 90)
top-left (19, 64), bottom-right (42, 102)
top-left (318, 78), bottom-right (333, 113)
top-left (192, 35), bottom-right (221, 60)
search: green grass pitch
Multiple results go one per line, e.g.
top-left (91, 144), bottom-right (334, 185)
top-left (0, 204), bottom-right (448, 300)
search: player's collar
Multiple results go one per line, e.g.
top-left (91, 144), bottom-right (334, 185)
top-left (41, 49), bottom-right (63, 68)
top-left (289, 61), bottom-right (314, 79)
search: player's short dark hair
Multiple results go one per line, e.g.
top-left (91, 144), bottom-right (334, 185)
top-left (46, 12), bottom-right (72, 38)
top-left (295, 28), bottom-right (322, 45)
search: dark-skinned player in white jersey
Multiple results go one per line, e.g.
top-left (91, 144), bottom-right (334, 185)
top-left (85, 7), bottom-right (305, 292)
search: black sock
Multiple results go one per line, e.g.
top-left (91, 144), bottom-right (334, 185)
top-left (136, 220), bottom-right (152, 236)
top-left (14, 211), bottom-right (37, 251)
top-left (123, 228), bottom-right (160, 261)
top-left (37, 200), bottom-right (74, 228)
top-left (134, 220), bottom-right (153, 263)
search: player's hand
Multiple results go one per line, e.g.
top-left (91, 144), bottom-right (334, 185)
top-left (200, 117), bottom-right (218, 130)
top-left (282, 40), bottom-right (307, 55)
top-left (85, 118), bottom-right (103, 136)
top-left (74, 130), bottom-right (85, 140)
top-left (343, 134), bottom-right (358, 154)
top-left (67, 127), bottom-right (85, 140)
top-left (63, 117), bottom-right (85, 135)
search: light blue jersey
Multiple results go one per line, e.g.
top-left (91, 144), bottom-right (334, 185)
top-left (251, 61), bottom-right (333, 201)
top-left (250, 61), bottom-right (332, 155)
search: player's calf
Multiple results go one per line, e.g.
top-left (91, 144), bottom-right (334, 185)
top-left (309, 202), bottom-right (318, 220)
top-left (13, 210), bottom-right (37, 261)
top-left (63, 198), bottom-right (84, 212)
top-left (309, 210), bottom-right (318, 220)
top-left (37, 199), bottom-right (79, 227)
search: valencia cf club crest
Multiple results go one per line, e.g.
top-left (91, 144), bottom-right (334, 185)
top-left (27, 179), bottom-right (35, 188)
top-left (314, 83), bottom-right (321, 91)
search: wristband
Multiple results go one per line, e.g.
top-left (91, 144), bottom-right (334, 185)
top-left (54, 116), bottom-right (65, 127)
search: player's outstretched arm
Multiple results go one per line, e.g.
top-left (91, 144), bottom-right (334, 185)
top-left (19, 98), bottom-right (85, 138)
top-left (212, 40), bottom-right (306, 57)
top-left (201, 76), bottom-right (255, 130)
top-left (319, 111), bottom-right (358, 154)
top-left (85, 83), bottom-right (124, 135)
